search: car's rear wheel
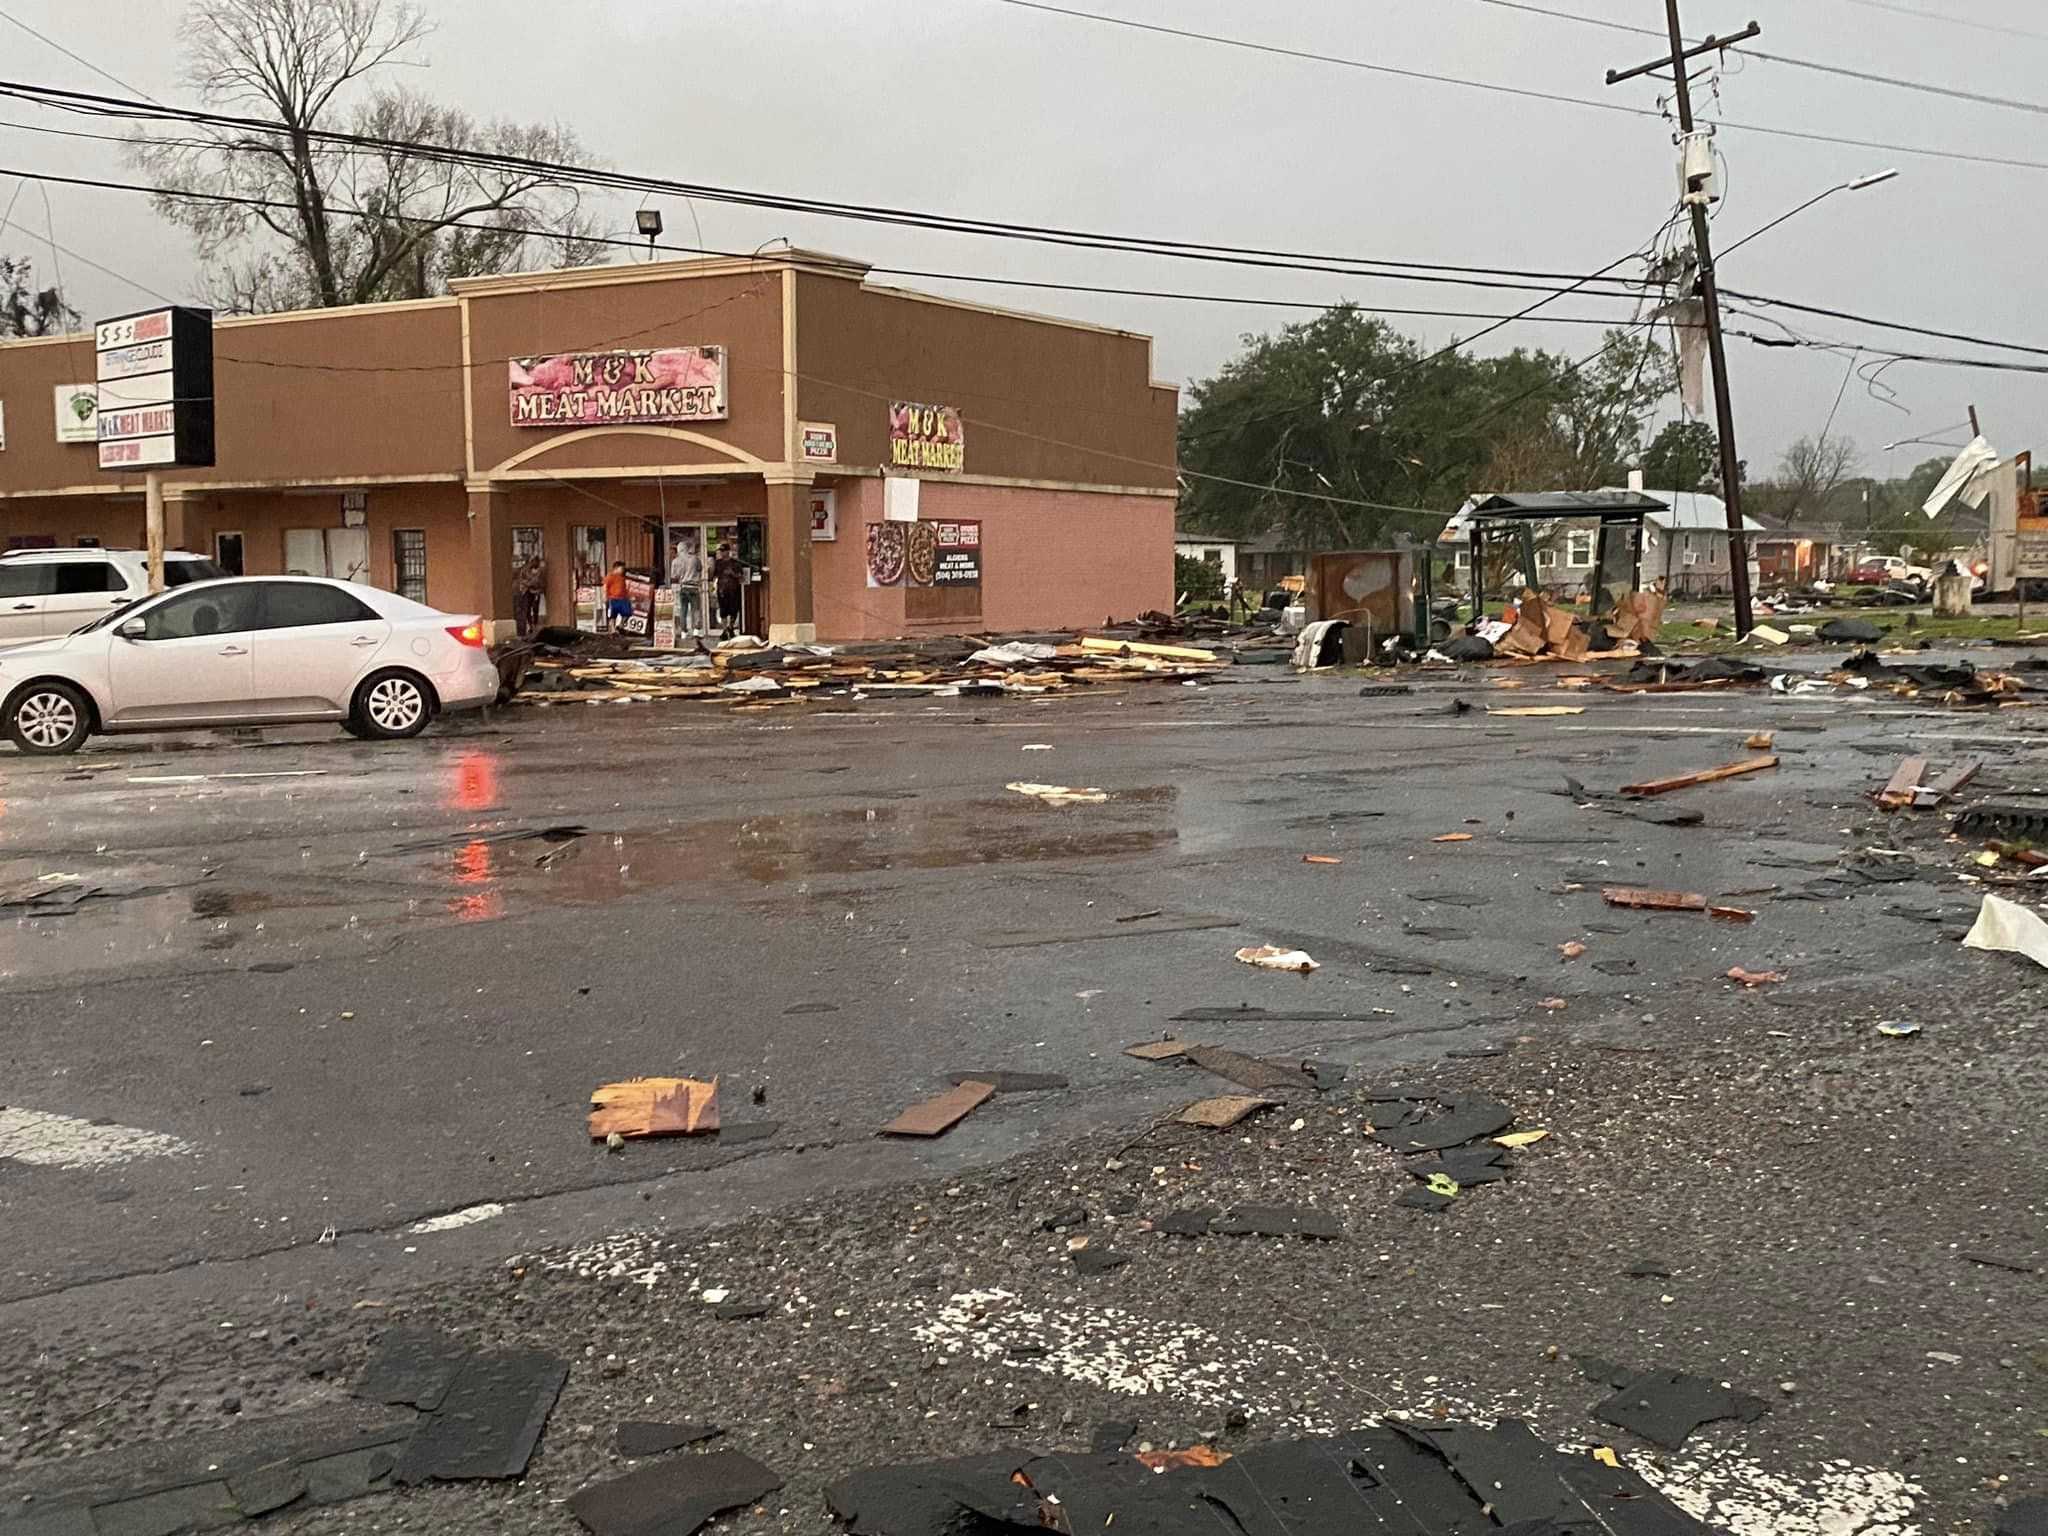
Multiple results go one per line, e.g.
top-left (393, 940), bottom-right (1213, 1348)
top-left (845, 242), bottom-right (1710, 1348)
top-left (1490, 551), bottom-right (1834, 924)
top-left (7, 682), bottom-right (92, 755)
top-left (351, 670), bottom-right (433, 740)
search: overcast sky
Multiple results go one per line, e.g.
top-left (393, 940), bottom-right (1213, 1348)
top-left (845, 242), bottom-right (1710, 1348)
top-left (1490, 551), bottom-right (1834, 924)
top-left (1, 0), bottom-right (2038, 482)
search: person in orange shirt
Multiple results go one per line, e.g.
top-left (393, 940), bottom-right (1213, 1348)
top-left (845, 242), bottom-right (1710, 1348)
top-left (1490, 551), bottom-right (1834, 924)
top-left (604, 562), bottom-right (632, 632)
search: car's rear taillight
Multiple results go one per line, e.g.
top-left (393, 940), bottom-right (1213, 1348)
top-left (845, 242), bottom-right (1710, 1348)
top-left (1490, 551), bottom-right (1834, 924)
top-left (447, 623), bottom-right (485, 648)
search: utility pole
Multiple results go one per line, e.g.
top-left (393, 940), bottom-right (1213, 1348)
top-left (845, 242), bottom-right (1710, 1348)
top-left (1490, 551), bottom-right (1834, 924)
top-left (1608, 9), bottom-right (1762, 637)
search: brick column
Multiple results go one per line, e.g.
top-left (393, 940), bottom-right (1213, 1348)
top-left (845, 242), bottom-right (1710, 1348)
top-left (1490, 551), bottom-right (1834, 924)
top-left (763, 469), bottom-right (816, 645)
top-left (466, 481), bottom-right (515, 642)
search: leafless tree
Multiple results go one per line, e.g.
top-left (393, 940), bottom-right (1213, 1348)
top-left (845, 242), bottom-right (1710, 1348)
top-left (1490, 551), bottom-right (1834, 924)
top-left (0, 254), bottom-right (78, 336)
top-left (134, 0), bottom-right (608, 311)
top-left (1768, 434), bottom-right (1861, 525)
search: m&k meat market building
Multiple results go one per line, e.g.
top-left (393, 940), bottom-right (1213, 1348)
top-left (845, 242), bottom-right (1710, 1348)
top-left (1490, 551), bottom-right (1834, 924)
top-left (0, 250), bottom-right (1179, 641)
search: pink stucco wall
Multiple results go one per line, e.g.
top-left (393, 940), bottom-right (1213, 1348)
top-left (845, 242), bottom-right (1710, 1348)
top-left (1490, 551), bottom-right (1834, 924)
top-left (812, 477), bottom-right (1175, 640)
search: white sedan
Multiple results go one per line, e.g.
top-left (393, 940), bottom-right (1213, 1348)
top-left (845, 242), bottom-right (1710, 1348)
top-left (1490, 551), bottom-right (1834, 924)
top-left (0, 576), bottom-right (501, 755)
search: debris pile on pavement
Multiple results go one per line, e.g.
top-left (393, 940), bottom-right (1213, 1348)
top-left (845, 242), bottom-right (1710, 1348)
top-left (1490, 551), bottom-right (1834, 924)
top-left (0, 1328), bottom-right (569, 1530)
top-left (511, 630), bottom-right (1234, 706)
top-left (824, 1420), bottom-right (1713, 1534)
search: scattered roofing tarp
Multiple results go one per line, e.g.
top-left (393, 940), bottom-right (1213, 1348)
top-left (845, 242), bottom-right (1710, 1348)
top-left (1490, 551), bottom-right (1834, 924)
top-left (614, 1422), bottom-right (723, 1458)
top-left (389, 1349), bottom-right (568, 1484)
top-left (1182, 1045), bottom-right (1317, 1094)
top-left (825, 1424), bottom-right (1711, 1535)
top-left (568, 1449), bottom-right (783, 1536)
top-left (1581, 1358), bottom-right (1770, 1451)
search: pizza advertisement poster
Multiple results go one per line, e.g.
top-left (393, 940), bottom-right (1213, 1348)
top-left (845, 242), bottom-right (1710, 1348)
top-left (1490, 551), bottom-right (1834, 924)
top-left (867, 520), bottom-right (980, 589)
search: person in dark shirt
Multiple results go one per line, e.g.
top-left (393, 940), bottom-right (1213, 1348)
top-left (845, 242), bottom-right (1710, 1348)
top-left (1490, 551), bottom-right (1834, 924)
top-left (711, 542), bottom-right (745, 639)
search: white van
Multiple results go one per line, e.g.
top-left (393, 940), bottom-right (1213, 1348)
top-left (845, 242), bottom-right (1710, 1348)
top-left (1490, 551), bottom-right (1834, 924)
top-left (0, 549), bottom-right (226, 644)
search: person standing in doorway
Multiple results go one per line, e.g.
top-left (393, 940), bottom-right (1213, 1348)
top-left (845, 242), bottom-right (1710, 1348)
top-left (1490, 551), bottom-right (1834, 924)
top-left (604, 561), bottom-right (632, 633)
top-left (711, 541), bottom-right (745, 640)
top-left (668, 534), bottom-right (703, 637)
top-left (515, 555), bottom-right (545, 636)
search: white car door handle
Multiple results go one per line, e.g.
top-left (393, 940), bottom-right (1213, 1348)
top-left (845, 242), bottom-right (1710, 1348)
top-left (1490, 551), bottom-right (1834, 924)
top-left (349, 635), bottom-right (379, 647)
top-left (218, 645), bottom-right (249, 656)
top-left (9, 603), bottom-right (33, 611)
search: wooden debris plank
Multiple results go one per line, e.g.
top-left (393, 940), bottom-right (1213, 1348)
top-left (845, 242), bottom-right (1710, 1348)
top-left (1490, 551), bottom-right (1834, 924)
top-left (1620, 755), bottom-right (1778, 797)
top-left (1920, 758), bottom-right (1981, 805)
top-left (881, 1079), bottom-right (994, 1137)
top-left (1876, 755), bottom-right (1929, 810)
top-left (1602, 887), bottom-right (1708, 913)
top-left (589, 1077), bottom-right (720, 1140)
top-left (1080, 636), bottom-right (1219, 664)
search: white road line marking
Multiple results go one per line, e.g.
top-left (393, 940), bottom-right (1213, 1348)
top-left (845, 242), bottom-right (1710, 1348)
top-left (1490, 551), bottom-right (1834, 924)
top-left (406, 1202), bottom-right (506, 1235)
top-left (216, 771), bottom-right (328, 780)
top-left (126, 774), bottom-right (207, 784)
top-left (0, 1107), bottom-right (194, 1171)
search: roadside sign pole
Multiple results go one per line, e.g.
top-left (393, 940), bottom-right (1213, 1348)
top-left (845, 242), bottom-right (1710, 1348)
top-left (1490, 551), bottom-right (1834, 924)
top-left (145, 470), bottom-right (165, 593)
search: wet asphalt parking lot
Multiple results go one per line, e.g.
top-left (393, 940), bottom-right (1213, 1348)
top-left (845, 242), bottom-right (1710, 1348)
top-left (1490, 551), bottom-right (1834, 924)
top-left (2, 660), bottom-right (2044, 1533)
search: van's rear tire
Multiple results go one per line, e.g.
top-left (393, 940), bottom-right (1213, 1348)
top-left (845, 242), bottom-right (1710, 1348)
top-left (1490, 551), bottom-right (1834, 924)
top-left (6, 681), bottom-right (91, 755)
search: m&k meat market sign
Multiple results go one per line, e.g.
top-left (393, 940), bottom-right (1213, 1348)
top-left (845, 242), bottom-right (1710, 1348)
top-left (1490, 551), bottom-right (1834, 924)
top-left (887, 401), bottom-right (965, 473)
top-left (509, 346), bottom-right (727, 427)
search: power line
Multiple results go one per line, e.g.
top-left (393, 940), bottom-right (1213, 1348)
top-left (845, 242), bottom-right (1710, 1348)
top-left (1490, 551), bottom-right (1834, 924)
top-left (1473, 0), bottom-right (2048, 119)
top-left (0, 5), bottom-right (157, 103)
top-left (1721, 286), bottom-right (2048, 361)
top-left (0, 165), bottom-right (1653, 340)
top-left (1833, 0), bottom-right (2048, 44)
top-left (0, 79), bottom-right (1655, 299)
top-left (987, 0), bottom-right (2048, 179)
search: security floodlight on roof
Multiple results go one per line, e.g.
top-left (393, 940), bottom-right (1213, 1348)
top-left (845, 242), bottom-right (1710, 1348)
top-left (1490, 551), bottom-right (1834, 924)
top-left (635, 208), bottom-right (664, 237)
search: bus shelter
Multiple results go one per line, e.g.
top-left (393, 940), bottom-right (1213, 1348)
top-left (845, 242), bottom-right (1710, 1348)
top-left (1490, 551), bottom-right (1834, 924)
top-left (1464, 490), bottom-right (1662, 617)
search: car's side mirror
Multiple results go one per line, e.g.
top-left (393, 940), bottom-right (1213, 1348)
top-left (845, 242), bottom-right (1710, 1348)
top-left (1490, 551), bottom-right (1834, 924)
top-left (116, 617), bottom-right (148, 640)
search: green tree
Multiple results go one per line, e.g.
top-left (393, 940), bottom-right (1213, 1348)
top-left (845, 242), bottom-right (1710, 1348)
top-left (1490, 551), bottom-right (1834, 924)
top-left (0, 254), bottom-right (77, 337)
top-left (1177, 309), bottom-right (1673, 552)
top-left (1174, 553), bottom-right (1224, 604)
top-left (1641, 420), bottom-right (1718, 493)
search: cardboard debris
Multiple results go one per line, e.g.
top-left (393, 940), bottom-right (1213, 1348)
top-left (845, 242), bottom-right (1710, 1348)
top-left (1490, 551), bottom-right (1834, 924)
top-left (1132, 1446), bottom-right (1230, 1470)
top-left (1177, 1095), bottom-right (1277, 1128)
top-left (1963, 892), bottom-right (2048, 970)
top-left (1611, 588), bottom-right (1668, 644)
top-left (1601, 887), bottom-right (1707, 913)
top-left (882, 1079), bottom-right (995, 1137)
top-left (1006, 781), bottom-right (1108, 806)
top-left (588, 1077), bottom-right (719, 1141)
top-left (1124, 1039), bottom-right (1188, 1061)
top-left (1726, 966), bottom-right (1787, 986)
top-left (1235, 945), bottom-right (1320, 973)
top-left (1745, 731), bottom-right (1775, 750)
top-left (1621, 756), bottom-right (1778, 797)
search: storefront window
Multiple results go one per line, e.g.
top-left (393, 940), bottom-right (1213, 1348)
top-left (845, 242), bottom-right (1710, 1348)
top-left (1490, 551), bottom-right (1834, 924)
top-left (571, 525), bottom-right (608, 589)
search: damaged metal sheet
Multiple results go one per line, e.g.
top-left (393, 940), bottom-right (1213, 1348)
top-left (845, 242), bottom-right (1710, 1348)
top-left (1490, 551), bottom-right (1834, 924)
top-left (389, 1349), bottom-right (567, 1484)
top-left (568, 1448), bottom-right (783, 1536)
